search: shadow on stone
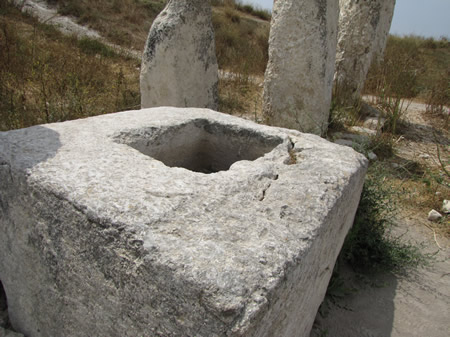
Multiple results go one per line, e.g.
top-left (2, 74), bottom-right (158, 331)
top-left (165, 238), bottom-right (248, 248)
top-left (0, 126), bottom-right (62, 170)
top-left (1, 279), bottom-right (10, 329)
top-left (114, 119), bottom-right (283, 173)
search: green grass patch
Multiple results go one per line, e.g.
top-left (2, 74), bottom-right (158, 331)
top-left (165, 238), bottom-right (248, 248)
top-left (342, 165), bottom-right (427, 274)
top-left (77, 37), bottom-right (117, 57)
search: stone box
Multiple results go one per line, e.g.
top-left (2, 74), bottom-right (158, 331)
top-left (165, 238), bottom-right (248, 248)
top-left (0, 108), bottom-right (367, 337)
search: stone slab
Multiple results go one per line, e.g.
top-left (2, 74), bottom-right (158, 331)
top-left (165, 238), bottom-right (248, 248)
top-left (263, 0), bottom-right (339, 135)
top-left (0, 108), bottom-right (367, 337)
top-left (335, 0), bottom-right (396, 103)
top-left (140, 0), bottom-right (218, 110)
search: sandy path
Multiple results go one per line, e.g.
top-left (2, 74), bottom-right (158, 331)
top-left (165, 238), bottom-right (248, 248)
top-left (11, 0), bottom-right (143, 59)
top-left (310, 102), bottom-right (450, 337)
top-left (11, 0), bottom-right (100, 38)
top-left (310, 218), bottom-right (449, 337)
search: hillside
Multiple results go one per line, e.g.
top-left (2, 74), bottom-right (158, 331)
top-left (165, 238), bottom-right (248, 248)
top-left (38, 0), bottom-right (271, 73)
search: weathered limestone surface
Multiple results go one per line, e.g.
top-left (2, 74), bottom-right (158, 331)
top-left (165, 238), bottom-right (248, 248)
top-left (0, 108), bottom-right (367, 337)
top-left (335, 0), bottom-right (396, 103)
top-left (140, 0), bottom-right (218, 109)
top-left (263, 0), bottom-right (339, 136)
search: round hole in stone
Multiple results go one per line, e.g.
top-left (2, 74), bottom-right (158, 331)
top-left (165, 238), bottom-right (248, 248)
top-left (115, 119), bottom-right (283, 173)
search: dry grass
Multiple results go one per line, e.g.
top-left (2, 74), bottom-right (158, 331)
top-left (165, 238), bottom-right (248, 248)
top-left (386, 167), bottom-right (449, 237)
top-left (0, 3), bottom-right (140, 131)
top-left (364, 34), bottom-right (450, 107)
top-left (213, 8), bottom-right (269, 76)
top-left (331, 34), bottom-right (450, 237)
top-left (212, 0), bottom-right (271, 21)
top-left (218, 75), bottom-right (263, 120)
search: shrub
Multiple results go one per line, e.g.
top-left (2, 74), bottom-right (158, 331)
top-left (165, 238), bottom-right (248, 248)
top-left (425, 70), bottom-right (450, 123)
top-left (365, 34), bottom-right (450, 103)
top-left (224, 7), bottom-right (240, 23)
top-left (341, 166), bottom-right (426, 273)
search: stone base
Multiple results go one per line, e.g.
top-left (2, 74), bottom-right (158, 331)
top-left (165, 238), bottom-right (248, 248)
top-left (0, 108), bottom-right (367, 337)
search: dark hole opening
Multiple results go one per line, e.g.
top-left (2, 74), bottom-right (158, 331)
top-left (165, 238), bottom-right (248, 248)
top-left (0, 279), bottom-right (10, 329)
top-left (114, 119), bottom-right (283, 174)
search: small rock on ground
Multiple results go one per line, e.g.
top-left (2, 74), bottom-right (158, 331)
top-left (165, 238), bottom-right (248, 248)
top-left (368, 152), bottom-right (378, 161)
top-left (363, 117), bottom-right (385, 130)
top-left (442, 200), bottom-right (449, 214)
top-left (349, 126), bottom-right (377, 136)
top-left (428, 209), bottom-right (443, 222)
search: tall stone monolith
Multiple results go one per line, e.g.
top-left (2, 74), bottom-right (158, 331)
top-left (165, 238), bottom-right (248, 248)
top-left (140, 0), bottom-right (218, 110)
top-left (263, 0), bottom-right (339, 136)
top-left (334, 0), bottom-right (396, 104)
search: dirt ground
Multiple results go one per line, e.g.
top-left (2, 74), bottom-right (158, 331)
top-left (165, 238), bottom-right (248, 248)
top-left (310, 101), bottom-right (450, 337)
top-left (310, 216), bottom-right (449, 337)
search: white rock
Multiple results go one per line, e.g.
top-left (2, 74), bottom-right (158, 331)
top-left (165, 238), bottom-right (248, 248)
top-left (263, 0), bottom-right (339, 136)
top-left (0, 107), bottom-right (367, 337)
top-left (419, 154), bottom-right (430, 159)
top-left (428, 210), bottom-right (443, 222)
top-left (443, 200), bottom-right (450, 214)
top-left (363, 117), bottom-right (386, 130)
top-left (349, 126), bottom-right (377, 136)
top-left (335, 0), bottom-right (396, 103)
top-left (140, 0), bottom-right (218, 109)
top-left (368, 151), bottom-right (378, 161)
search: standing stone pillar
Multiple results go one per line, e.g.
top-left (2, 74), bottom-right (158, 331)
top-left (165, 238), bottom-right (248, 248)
top-left (263, 0), bottom-right (339, 136)
top-left (373, 0), bottom-right (396, 62)
top-left (140, 0), bottom-right (218, 110)
top-left (334, 0), bottom-right (396, 104)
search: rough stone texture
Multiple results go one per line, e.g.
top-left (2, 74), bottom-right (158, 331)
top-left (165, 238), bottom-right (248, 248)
top-left (140, 0), bottom-right (218, 110)
top-left (263, 0), bottom-right (339, 136)
top-left (372, 0), bottom-right (397, 62)
top-left (335, 0), bottom-right (396, 103)
top-left (0, 108), bottom-right (367, 337)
